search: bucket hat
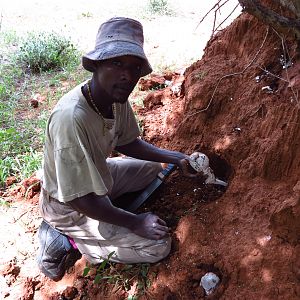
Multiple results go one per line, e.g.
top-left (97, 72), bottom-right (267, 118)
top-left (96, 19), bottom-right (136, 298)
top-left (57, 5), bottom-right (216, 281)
top-left (82, 17), bottom-right (152, 77)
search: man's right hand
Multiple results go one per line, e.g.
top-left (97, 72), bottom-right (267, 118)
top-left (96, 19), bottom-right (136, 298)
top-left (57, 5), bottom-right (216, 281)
top-left (131, 212), bottom-right (170, 240)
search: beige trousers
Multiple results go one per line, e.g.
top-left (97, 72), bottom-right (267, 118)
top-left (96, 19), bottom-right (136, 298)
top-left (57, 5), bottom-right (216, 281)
top-left (39, 157), bottom-right (171, 265)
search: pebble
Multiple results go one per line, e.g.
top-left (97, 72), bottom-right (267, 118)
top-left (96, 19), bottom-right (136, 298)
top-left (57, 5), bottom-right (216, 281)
top-left (200, 272), bottom-right (220, 295)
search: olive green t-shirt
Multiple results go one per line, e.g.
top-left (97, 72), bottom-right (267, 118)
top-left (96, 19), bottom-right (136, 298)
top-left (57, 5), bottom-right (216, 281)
top-left (42, 82), bottom-right (140, 202)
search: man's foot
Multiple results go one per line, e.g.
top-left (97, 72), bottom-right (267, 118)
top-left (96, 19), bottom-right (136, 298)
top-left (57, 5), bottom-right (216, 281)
top-left (36, 220), bottom-right (81, 281)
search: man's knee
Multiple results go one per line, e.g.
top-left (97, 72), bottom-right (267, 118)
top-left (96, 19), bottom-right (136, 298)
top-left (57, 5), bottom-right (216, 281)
top-left (145, 161), bottom-right (163, 178)
top-left (135, 236), bottom-right (171, 263)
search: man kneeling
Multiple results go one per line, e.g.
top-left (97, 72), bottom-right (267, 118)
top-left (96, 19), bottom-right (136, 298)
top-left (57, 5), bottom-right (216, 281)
top-left (37, 17), bottom-right (193, 281)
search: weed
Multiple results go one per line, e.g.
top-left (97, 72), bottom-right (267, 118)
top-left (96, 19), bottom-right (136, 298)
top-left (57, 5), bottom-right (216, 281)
top-left (0, 157), bottom-right (14, 186)
top-left (147, 0), bottom-right (175, 16)
top-left (194, 71), bottom-right (207, 80)
top-left (0, 30), bottom-right (19, 45)
top-left (0, 197), bottom-right (11, 207)
top-left (83, 251), bottom-right (153, 298)
top-left (14, 31), bottom-right (80, 73)
top-left (131, 95), bottom-right (145, 108)
top-left (152, 58), bottom-right (178, 74)
top-left (81, 12), bottom-right (93, 18)
top-left (0, 149), bottom-right (42, 186)
top-left (150, 83), bottom-right (167, 91)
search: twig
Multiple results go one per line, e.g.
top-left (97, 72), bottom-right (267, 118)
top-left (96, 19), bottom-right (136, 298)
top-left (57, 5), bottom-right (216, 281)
top-left (195, 0), bottom-right (230, 30)
top-left (213, 3), bottom-right (240, 33)
top-left (12, 207), bottom-right (33, 223)
top-left (215, 0), bottom-right (231, 12)
top-left (196, 0), bottom-right (224, 29)
top-left (272, 28), bottom-right (299, 105)
top-left (211, 0), bottom-right (233, 37)
top-left (255, 64), bottom-right (289, 82)
top-left (211, 9), bottom-right (218, 38)
top-left (184, 27), bottom-right (269, 119)
top-left (24, 181), bottom-right (40, 199)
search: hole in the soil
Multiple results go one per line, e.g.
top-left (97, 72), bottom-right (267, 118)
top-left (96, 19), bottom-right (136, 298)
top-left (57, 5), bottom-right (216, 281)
top-left (206, 152), bottom-right (232, 183)
top-left (197, 263), bottom-right (228, 298)
top-left (197, 263), bottom-right (223, 280)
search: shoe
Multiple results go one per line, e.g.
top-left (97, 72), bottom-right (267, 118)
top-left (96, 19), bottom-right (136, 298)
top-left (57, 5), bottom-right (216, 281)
top-left (36, 220), bottom-right (82, 281)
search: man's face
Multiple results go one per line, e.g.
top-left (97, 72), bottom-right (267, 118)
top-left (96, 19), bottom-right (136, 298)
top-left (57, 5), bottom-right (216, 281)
top-left (94, 55), bottom-right (143, 104)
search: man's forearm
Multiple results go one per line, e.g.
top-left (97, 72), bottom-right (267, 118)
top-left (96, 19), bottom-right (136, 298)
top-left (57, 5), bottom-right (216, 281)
top-left (115, 138), bottom-right (187, 165)
top-left (69, 193), bottom-right (138, 230)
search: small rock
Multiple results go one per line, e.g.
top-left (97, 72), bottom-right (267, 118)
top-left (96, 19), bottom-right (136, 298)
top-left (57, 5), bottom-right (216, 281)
top-left (30, 99), bottom-right (39, 108)
top-left (21, 278), bottom-right (35, 300)
top-left (5, 176), bottom-right (17, 187)
top-left (0, 262), bottom-right (20, 277)
top-left (200, 272), bottom-right (220, 295)
top-left (62, 286), bottom-right (78, 300)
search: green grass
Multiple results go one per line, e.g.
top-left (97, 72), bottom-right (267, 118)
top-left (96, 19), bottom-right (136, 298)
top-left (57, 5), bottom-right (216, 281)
top-left (0, 29), bottom-right (83, 187)
top-left (146, 0), bottom-right (175, 16)
top-left (14, 31), bottom-right (80, 73)
top-left (83, 251), bottom-right (153, 298)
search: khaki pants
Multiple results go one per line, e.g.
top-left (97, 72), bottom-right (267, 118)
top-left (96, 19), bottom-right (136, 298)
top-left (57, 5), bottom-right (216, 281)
top-left (39, 157), bottom-right (171, 264)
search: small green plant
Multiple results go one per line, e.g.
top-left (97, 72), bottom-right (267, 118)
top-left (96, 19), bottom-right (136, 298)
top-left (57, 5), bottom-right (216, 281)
top-left (83, 251), bottom-right (153, 298)
top-left (194, 71), bottom-right (207, 80)
top-left (131, 95), bottom-right (144, 108)
top-left (0, 197), bottom-right (11, 207)
top-left (0, 156), bottom-right (14, 186)
top-left (150, 83), bottom-right (167, 91)
top-left (15, 31), bottom-right (80, 73)
top-left (147, 0), bottom-right (174, 16)
top-left (0, 149), bottom-right (42, 187)
top-left (81, 11), bottom-right (93, 18)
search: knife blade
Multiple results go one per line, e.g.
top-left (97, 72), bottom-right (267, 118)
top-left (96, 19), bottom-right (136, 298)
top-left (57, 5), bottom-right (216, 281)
top-left (126, 163), bottom-right (176, 212)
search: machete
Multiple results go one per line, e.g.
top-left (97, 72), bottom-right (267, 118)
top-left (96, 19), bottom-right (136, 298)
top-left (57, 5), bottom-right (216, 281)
top-left (126, 163), bottom-right (176, 212)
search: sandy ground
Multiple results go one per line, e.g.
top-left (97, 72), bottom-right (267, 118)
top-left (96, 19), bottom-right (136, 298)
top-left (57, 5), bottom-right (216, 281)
top-left (0, 0), bottom-right (241, 70)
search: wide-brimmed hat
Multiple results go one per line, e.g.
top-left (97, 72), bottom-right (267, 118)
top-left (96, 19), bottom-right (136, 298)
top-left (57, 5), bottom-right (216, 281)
top-left (82, 17), bottom-right (152, 77)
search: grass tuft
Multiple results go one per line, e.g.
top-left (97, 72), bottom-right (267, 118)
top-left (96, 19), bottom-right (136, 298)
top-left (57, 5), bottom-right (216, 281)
top-left (146, 0), bottom-right (175, 16)
top-left (83, 251), bottom-right (153, 298)
top-left (14, 31), bottom-right (80, 73)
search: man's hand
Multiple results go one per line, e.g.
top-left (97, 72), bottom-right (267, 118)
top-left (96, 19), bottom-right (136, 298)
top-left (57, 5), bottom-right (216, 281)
top-left (178, 156), bottom-right (209, 181)
top-left (131, 212), bottom-right (170, 240)
top-left (116, 138), bottom-right (206, 179)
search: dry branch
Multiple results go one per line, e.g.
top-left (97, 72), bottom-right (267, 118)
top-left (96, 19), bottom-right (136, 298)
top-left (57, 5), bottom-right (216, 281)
top-left (279, 0), bottom-right (300, 18)
top-left (239, 0), bottom-right (300, 43)
top-left (196, 0), bottom-right (239, 38)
